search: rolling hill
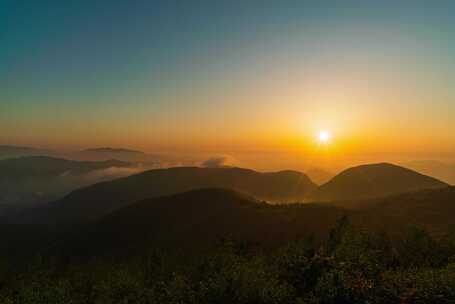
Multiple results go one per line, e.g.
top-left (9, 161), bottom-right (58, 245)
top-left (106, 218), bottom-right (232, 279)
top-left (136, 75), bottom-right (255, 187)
top-left (363, 186), bottom-right (455, 236)
top-left (21, 166), bottom-right (317, 225)
top-left (46, 186), bottom-right (455, 258)
top-left (47, 188), bottom-right (347, 257)
top-left (309, 163), bottom-right (448, 202)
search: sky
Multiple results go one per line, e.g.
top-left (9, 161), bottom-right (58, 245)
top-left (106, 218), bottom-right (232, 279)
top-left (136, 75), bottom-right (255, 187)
top-left (1, 0), bottom-right (455, 170)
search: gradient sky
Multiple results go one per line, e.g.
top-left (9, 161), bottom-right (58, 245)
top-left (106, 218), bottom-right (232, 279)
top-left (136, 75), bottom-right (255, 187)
top-left (1, 1), bottom-right (455, 169)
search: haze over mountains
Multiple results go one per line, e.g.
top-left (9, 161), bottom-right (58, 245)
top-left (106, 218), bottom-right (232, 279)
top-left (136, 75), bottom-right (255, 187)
top-left (77, 147), bottom-right (149, 162)
top-left (304, 168), bottom-right (334, 185)
top-left (0, 145), bottom-right (53, 160)
top-left (0, 145), bottom-right (168, 166)
top-left (0, 156), bottom-right (138, 218)
top-left (0, 144), bottom-right (453, 263)
top-left (0, 156), bottom-right (131, 179)
top-left (3, 145), bottom-right (453, 182)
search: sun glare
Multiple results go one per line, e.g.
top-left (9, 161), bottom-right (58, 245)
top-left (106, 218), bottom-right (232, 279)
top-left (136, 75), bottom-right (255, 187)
top-left (318, 131), bottom-right (331, 144)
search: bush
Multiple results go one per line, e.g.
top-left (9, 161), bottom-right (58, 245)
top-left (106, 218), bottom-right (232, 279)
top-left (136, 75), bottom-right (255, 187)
top-left (3, 219), bottom-right (455, 303)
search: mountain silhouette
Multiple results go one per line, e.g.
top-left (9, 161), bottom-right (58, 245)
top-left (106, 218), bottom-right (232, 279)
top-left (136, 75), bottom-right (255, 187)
top-left (22, 166), bottom-right (317, 225)
top-left (46, 188), bottom-right (345, 257)
top-left (44, 186), bottom-right (455, 258)
top-left (0, 145), bottom-right (52, 159)
top-left (310, 163), bottom-right (448, 201)
top-left (0, 156), bottom-right (130, 180)
top-left (77, 147), bottom-right (147, 161)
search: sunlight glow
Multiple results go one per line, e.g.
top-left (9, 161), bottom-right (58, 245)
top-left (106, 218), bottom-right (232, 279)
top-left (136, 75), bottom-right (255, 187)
top-left (318, 131), bottom-right (331, 144)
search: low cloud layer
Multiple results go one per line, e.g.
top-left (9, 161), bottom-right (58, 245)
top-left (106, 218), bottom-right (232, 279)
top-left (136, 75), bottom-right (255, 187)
top-left (82, 166), bottom-right (145, 181)
top-left (54, 166), bottom-right (148, 192)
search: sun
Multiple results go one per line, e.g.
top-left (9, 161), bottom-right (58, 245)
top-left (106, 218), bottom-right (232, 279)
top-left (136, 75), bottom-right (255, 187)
top-left (318, 130), bottom-right (331, 144)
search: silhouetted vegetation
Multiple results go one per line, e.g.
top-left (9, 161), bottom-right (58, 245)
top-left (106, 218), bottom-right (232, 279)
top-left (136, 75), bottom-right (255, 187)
top-left (3, 219), bottom-right (455, 303)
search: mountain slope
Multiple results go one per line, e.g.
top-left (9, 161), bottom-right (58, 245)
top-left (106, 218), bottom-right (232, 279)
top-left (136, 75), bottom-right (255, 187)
top-left (23, 166), bottom-right (317, 225)
top-left (310, 163), bottom-right (447, 202)
top-left (49, 188), bottom-right (346, 257)
top-left (322, 186), bottom-right (455, 235)
top-left (48, 186), bottom-right (455, 258)
top-left (5, 186), bottom-right (455, 260)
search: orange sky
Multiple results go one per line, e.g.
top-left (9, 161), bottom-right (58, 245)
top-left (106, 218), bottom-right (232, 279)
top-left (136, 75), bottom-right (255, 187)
top-left (2, 2), bottom-right (455, 172)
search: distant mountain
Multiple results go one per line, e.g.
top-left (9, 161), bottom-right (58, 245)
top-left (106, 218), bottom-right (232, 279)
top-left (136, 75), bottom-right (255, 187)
top-left (309, 163), bottom-right (448, 202)
top-left (82, 147), bottom-right (145, 155)
top-left (403, 160), bottom-right (455, 185)
top-left (22, 166), bottom-right (317, 225)
top-left (0, 145), bottom-right (52, 159)
top-left (305, 168), bottom-right (334, 185)
top-left (0, 156), bottom-right (130, 180)
top-left (0, 156), bottom-right (135, 217)
top-left (77, 147), bottom-right (147, 161)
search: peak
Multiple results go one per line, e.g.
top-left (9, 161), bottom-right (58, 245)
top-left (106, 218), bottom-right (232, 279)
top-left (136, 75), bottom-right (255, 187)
top-left (337, 163), bottom-right (425, 176)
top-left (311, 162), bottom-right (447, 202)
top-left (346, 162), bottom-right (403, 170)
top-left (332, 162), bottom-right (447, 183)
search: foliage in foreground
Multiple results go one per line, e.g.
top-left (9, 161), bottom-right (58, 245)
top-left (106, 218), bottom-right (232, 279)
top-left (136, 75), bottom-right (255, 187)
top-left (2, 219), bottom-right (455, 303)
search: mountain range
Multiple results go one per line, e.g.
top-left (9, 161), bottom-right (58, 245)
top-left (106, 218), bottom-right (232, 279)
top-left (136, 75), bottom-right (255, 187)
top-left (0, 145), bottom-right (52, 160)
top-left (21, 166), bottom-right (317, 225)
top-left (2, 159), bottom-right (454, 261)
top-left (18, 163), bottom-right (450, 226)
top-left (0, 156), bottom-right (131, 179)
top-left (76, 147), bottom-right (147, 161)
